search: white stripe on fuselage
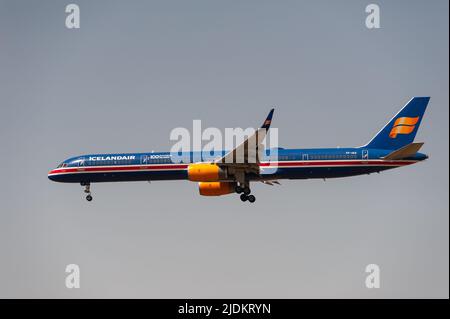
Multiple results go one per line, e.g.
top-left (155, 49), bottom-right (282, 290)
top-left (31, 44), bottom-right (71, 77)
top-left (48, 160), bottom-right (416, 176)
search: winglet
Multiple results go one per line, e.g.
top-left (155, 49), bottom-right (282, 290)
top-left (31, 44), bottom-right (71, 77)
top-left (261, 108), bottom-right (275, 130)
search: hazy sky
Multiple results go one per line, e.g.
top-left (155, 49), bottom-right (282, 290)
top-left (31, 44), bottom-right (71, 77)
top-left (0, 0), bottom-right (448, 298)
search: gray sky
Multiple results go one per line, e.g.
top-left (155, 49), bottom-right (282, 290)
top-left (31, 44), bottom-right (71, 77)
top-left (0, 0), bottom-right (448, 298)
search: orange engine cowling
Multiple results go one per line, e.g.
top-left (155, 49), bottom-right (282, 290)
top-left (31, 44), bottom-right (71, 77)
top-left (198, 182), bottom-right (237, 196)
top-left (188, 163), bottom-right (226, 182)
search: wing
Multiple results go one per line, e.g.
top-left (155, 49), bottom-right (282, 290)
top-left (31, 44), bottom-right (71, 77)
top-left (215, 108), bottom-right (274, 176)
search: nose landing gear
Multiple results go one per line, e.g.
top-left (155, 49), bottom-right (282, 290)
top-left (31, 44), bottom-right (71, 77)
top-left (81, 182), bottom-right (93, 201)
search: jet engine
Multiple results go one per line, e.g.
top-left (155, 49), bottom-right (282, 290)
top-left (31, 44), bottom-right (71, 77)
top-left (188, 163), bottom-right (227, 182)
top-left (198, 182), bottom-right (237, 196)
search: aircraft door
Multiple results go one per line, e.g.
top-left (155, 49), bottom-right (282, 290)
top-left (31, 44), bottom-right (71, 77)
top-left (78, 157), bottom-right (85, 166)
top-left (141, 155), bottom-right (149, 165)
top-left (362, 149), bottom-right (369, 160)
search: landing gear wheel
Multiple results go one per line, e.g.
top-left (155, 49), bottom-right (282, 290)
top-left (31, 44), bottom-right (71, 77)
top-left (247, 195), bottom-right (256, 203)
top-left (82, 183), bottom-right (92, 201)
top-left (240, 194), bottom-right (248, 202)
top-left (235, 185), bottom-right (243, 194)
top-left (243, 187), bottom-right (251, 195)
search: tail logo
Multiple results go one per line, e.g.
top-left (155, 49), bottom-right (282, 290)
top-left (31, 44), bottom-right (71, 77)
top-left (389, 116), bottom-right (419, 138)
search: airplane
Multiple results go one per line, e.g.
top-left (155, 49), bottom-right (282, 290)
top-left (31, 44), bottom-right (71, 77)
top-left (48, 97), bottom-right (430, 203)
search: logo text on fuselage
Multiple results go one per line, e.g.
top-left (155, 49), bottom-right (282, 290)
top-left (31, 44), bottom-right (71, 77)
top-left (88, 155), bottom-right (136, 161)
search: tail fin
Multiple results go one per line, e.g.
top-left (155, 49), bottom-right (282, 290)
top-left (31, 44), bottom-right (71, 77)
top-left (363, 97), bottom-right (430, 150)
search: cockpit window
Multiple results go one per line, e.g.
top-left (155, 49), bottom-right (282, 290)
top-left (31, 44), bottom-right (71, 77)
top-left (57, 163), bottom-right (68, 168)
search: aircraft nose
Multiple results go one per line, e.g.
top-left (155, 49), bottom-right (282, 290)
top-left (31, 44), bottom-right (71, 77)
top-left (48, 169), bottom-right (58, 182)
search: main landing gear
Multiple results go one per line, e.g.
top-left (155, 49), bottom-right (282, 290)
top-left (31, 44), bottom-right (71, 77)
top-left (235, 184), bottom-right (256, 203)
top-left (81, 182), bottom-right (93, 201)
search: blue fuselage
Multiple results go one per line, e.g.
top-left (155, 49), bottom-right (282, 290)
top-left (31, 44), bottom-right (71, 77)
top-left (48, 147), bottom-right (427, 183)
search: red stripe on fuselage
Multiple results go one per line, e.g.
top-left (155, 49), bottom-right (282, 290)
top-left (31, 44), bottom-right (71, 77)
top-left (260, 160), bottom-right (415, 167)
top-left (48, 164), bottom-right (188, 175)
top-left (48, 160), bottom-right (415, 176)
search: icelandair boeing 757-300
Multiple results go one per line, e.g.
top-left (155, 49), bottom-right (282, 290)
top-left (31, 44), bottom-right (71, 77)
top-left (48, 97), bottom-right (430, 203)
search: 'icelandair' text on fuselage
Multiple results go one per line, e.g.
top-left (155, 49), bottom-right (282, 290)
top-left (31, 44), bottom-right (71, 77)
top-left (88, 156), bottom-right (136, 161)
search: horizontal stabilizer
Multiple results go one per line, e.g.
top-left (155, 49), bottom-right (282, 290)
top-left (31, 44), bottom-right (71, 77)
top-left (382, 142), bottom-right (424, 160)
